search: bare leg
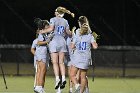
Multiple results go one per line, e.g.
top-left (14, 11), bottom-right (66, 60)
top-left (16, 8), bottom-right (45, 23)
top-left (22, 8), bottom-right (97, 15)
top-left (70, 65), bottom-right (79, 86)
top-left (34, 61), bottom-right (46, 93)
top-left (51, 53), bottom-right (59, 77)
top-left (58, 52), bottom-right (65, 76)
top-left (59, 52), bottom-right (67, 89)
top-left (68, 66), bottom-right (73, 92)
top-left (36, 61), bottom-right (40, 86)
top-left (84, 76), bottom-right (89, 93)
top-left (80, 69), bottom-right (87, 93)
top-left (70, 65), bottom-right (80, 92)
top-left (38, 61), bottom-right (46, 86)
top-left (51, 53), bottom-right (61, 89)
top-left (76, 69), bottom-right (81, 84)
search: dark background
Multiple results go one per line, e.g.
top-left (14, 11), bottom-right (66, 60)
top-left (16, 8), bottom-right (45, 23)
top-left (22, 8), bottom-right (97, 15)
top-left (0, 0), bottom-right (140, 45)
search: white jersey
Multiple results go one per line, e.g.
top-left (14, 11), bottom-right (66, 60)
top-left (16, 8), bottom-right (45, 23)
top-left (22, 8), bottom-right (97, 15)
top-left (31, 38), bottom-right (38, 67)
top-left (48, 17), bottom-right (69, 53)
top-left (35, 33), bottom-right (49, 63)
top-left (71, 29), bottom-right (95, 69)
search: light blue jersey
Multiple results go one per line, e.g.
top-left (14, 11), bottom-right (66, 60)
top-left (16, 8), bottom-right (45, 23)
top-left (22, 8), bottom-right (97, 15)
top-left (35, 33), bottom-right (49, 63)
top-left (50, 17), bottom-right (69, 37)
top-left (31, 38), bottom-right (38, 67)
top-left (49, 17), bottom-right (69, 53)
top-left (71, 30), bottom-right (95, 69)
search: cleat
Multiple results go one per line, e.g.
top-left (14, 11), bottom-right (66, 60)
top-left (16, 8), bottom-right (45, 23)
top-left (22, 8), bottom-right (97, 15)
top-left (60, 80), bottom-right (67, 89)
top-left (34, 87), bottom-right (46, 93)
top-left (55, 79), bottom-right (61, 89)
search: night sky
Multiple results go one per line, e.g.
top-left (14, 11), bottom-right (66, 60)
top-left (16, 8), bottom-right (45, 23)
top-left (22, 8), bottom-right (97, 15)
top-left (0, 0), bottom-right (140, 45)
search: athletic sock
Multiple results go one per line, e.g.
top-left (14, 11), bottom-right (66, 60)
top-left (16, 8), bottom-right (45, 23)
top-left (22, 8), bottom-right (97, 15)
top-left (35, 86), bottom-right (42, 89)
top-left (70, 87), bottom-right (73, 92)
top-left (62, 75), bottom-right (66, 81)
top-left (34, 86), bottom-right (42, 92)
top-left (56, 76), bottom-right (60, 81)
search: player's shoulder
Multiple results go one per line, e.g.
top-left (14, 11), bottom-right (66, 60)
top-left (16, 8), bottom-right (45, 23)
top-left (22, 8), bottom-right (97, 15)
top-left (87, 33), bottom-right (93, 38)
top-left (33, 38), bottom-right (38, 41)
top-left (33, 38), bottom-right (38, 44)
top-left (88, 33), bottom-right (92, 36)
top-left (50, 17), bottom-right (55, 21)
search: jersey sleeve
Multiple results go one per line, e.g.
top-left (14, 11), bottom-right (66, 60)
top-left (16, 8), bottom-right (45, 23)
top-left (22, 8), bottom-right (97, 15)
top-left (31, 39), bottom-right (37, 48)
top-left (72, 35), bottom-right (77, 44)
top-left (91, 34), bottom-right (96, 43)
top-left (38, 34), bottom-right (44, 41)
top-left (65, 20), bottom-right (70, 30)
top-left (50, 18), bottom-right (55, 26)
top-left (75, 29), bottom-right (80, 35)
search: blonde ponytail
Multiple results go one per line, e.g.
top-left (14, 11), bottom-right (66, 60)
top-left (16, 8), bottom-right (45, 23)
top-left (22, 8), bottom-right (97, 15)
top-left (55, 6), bottom-right (75, 18)
top-left (65, 10), bottom-right (75, 18)
top-left (80, 23), bottom-right (89, 35)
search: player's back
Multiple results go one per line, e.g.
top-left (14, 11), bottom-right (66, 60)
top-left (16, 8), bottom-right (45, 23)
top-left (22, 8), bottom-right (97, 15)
top-left (50, 17), bottom-right (69, 37)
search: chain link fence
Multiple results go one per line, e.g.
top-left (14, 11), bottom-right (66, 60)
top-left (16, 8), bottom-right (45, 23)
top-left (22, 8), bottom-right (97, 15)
top-left (0, 44), bottom-right (140, 77)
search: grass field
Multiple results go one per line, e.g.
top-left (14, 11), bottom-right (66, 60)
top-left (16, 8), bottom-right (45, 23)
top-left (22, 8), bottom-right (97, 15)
top-left (0, 76), bottom-right (140, 93)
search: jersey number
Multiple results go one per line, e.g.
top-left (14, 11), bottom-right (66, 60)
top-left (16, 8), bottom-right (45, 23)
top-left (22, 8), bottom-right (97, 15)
top-left (79, 42), bottom-right (86, 50)
top-left (57, 26), bottom-right (64, 34)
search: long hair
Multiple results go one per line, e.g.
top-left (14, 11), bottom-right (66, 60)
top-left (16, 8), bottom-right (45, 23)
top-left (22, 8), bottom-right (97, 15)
top-left (80, 23), bottom-right (89, 35)
top-left (55, 6), bottom-right (75, 18)
top-left (78, 16), bottom-right (91, 32)
top-left (78, 16), bottom-right (88, 25)
top-left (34, 18), bottom-right (49, 30)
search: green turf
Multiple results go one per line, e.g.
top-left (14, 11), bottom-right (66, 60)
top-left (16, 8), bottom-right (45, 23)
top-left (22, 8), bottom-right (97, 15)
top-left (0, 76), bottom-right (140, 93)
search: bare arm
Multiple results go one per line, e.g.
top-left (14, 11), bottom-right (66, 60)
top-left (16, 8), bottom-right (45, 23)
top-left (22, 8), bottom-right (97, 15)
top-left (91, 42), bottom-right (98, 49)
top-left (37, 41), bottom-right (48, 46)
top-left (66, 29), bottom-right (72, 36)
top-left (31, 48), bottom-right (35, 55)
top-left (40, 25), bottom-right (54, 34)
top-left (66, 26), bottom-right (76, 36)
top-left (70, 42), bottom-right (75, 49)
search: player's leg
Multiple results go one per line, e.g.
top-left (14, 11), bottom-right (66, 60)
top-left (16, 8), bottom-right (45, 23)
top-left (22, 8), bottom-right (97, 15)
top-left (58, 52), bottom-right (66, 89)
top-left (34, 62), bottom-right (38, 88)
top-left (38, 60), bottom-right (46, 86)
top-left (68, 66), bottom-right (73, 93)
top-left (70, 65), bottom-right (80, 92)
top-left (34, 61), bottom-right (43, 93)
top-left (34, 60), bottom-right (47, 93)
top-left (80, 69), bottom-right (88, 93)
top-left (84, 76), bottom-right (89, 93)
top-left (51, 52), bottom-right (61, 89)
top-left (76, 69), bottom-right (81, 84)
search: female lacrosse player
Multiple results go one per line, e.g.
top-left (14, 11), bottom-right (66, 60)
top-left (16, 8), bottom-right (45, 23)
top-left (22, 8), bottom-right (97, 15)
top-left (40, 6), bottom-right (74, 91)
top-left (74, 16), bottom-right (92, 93)
top-left (31, 31), bottom-right (39, 89)
top-left (34, 18), bottom-right (51, 93)
top-left (31, 32), bottom-right (38, 68)
top-left (70, 16), bottom-right (98, 93)
top-left (65, 27), bottom-right (76, 93)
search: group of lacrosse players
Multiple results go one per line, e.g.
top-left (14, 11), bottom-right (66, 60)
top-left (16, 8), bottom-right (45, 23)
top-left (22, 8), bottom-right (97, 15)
top-left (31, 6), bottom-right (98, 93)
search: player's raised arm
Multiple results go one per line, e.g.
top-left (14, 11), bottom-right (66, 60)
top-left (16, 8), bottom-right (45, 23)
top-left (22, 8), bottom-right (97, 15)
top-left (39, 25), bottom-right (54, 34)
